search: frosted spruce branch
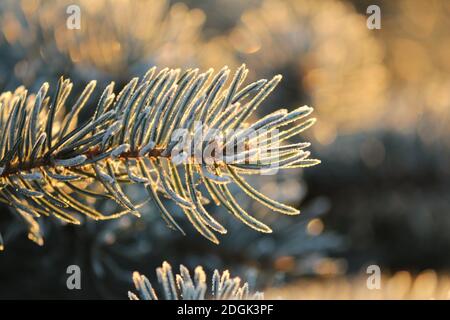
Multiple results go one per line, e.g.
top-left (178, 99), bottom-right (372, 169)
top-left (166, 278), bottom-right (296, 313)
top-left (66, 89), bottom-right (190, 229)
top-left (0, 65), bottom-right (319, 248)
top-left (129, 261), bottom-right (264, 300)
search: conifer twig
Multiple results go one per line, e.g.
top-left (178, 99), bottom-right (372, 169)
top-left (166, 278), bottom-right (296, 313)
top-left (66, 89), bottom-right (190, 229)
top-left (0, 65), bottom-right (319, 248)
top-left (128, 261), bottom-right (264, 300)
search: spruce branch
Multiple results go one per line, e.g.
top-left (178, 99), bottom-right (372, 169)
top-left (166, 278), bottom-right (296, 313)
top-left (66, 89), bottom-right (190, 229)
top-left (0, 65), bottom-right (319, 248)
top-left (128, 261), bottom-right (264, 300)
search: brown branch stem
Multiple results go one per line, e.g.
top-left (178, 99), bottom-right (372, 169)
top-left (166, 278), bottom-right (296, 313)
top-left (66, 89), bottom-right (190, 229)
top-left (0, 146), bottom-right (168, 178)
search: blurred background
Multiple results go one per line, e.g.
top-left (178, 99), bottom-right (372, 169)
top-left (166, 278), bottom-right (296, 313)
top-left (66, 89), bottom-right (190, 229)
top-left (0, 0), bottom-right (449, 299)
